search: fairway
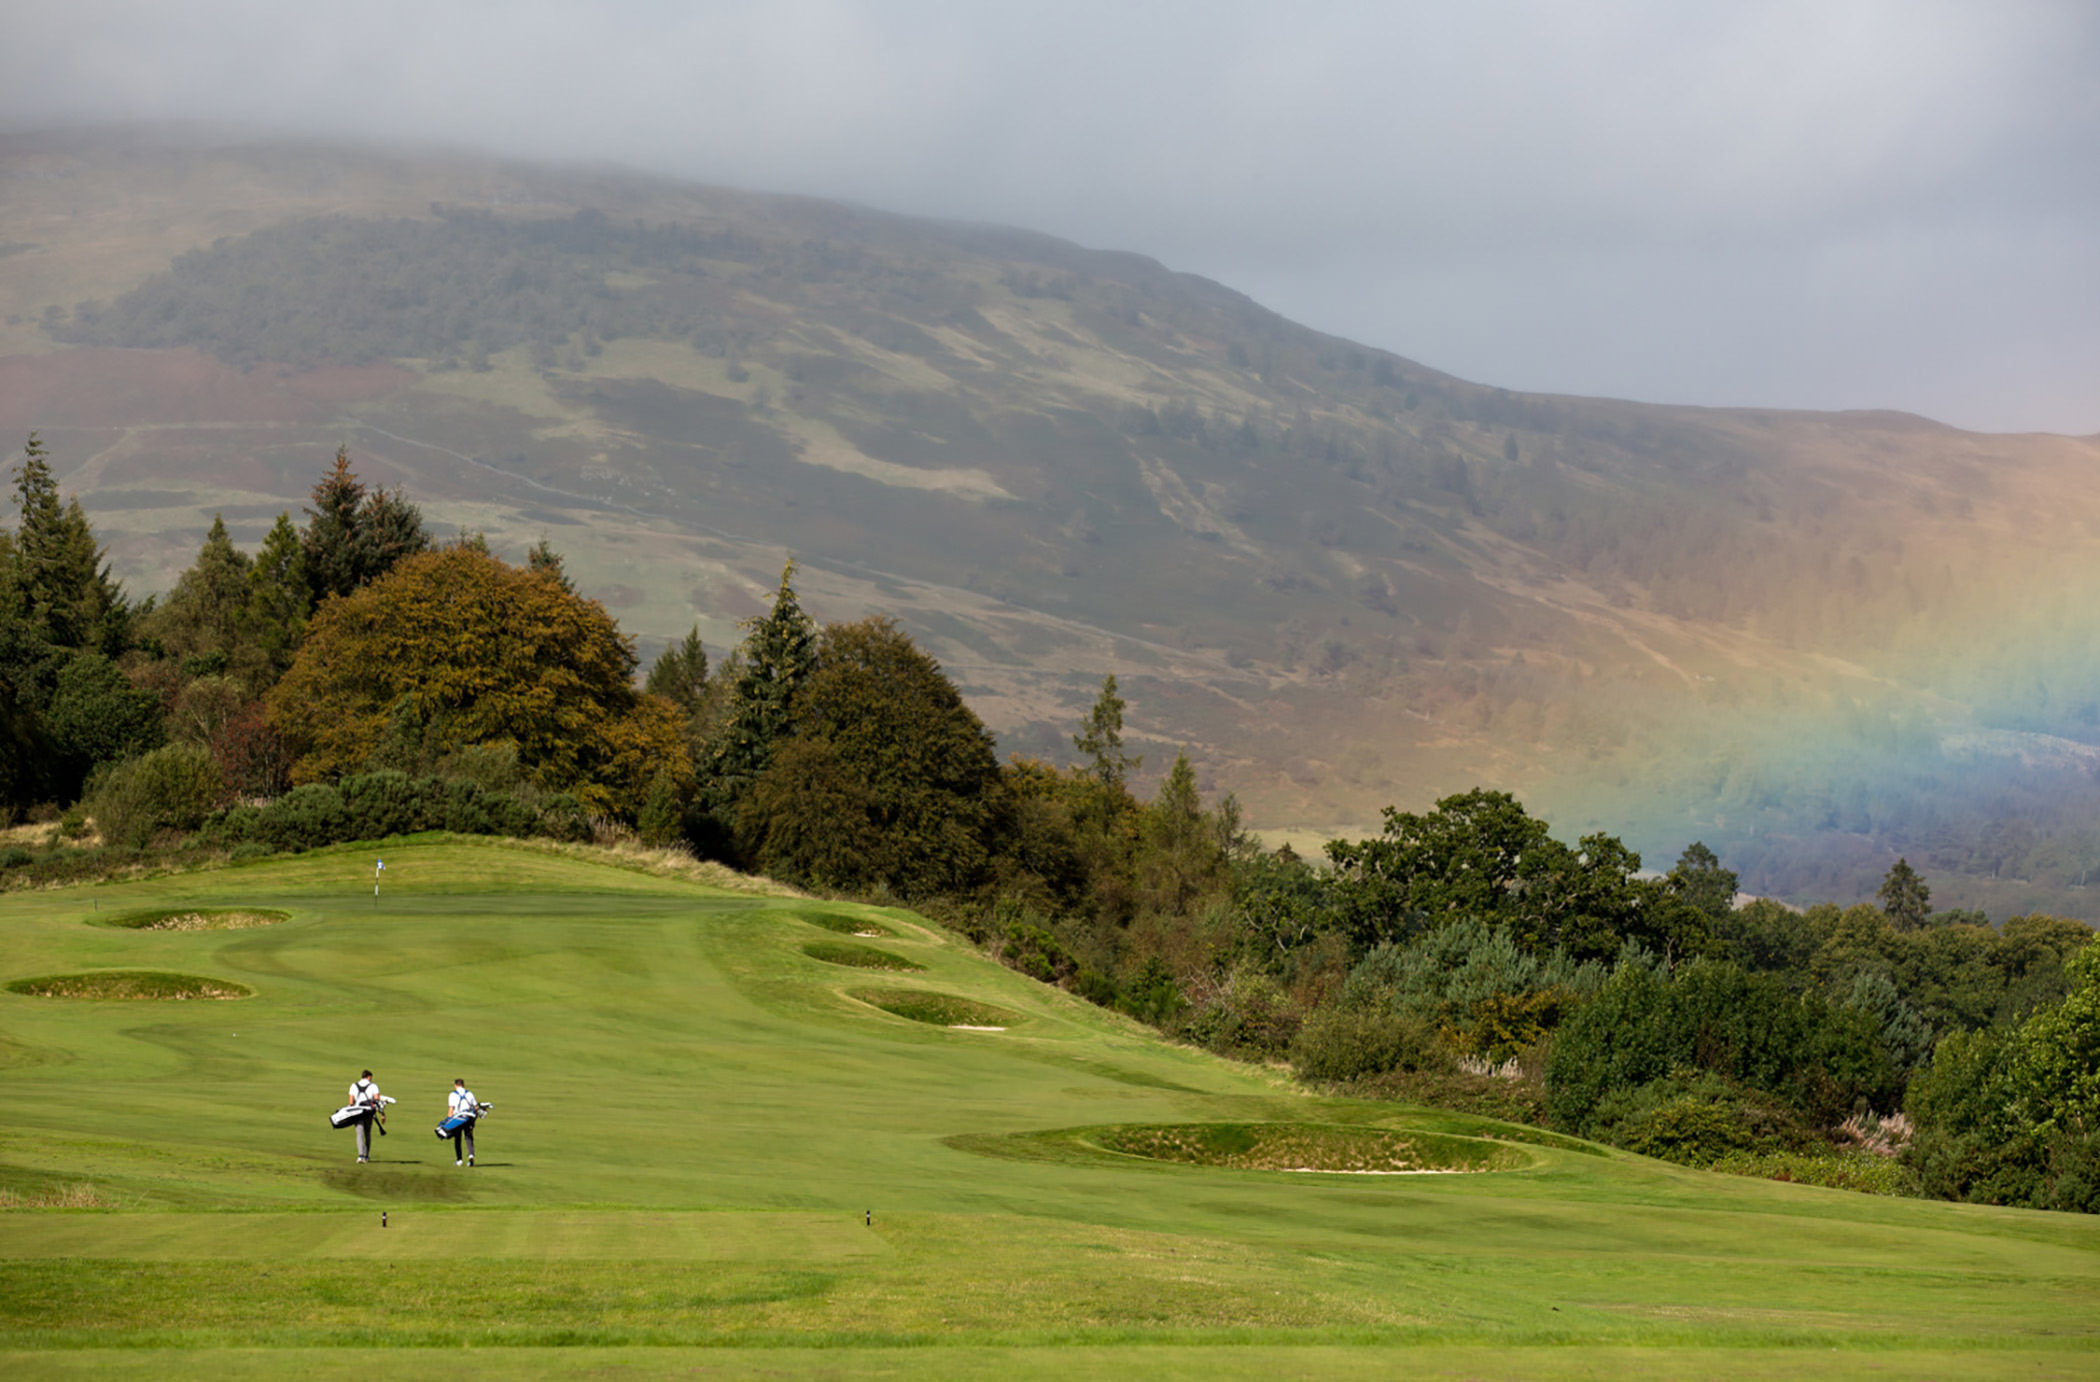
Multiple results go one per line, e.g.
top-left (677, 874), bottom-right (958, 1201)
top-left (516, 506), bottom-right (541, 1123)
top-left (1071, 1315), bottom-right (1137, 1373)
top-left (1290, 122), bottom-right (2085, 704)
top-left (3, 838), bottom-right (2096, 1377)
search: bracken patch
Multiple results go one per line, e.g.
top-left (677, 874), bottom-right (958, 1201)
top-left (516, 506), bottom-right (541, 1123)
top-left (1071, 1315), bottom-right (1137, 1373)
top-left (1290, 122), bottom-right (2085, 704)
top-left (6, 970), bottom-right (254, 1001)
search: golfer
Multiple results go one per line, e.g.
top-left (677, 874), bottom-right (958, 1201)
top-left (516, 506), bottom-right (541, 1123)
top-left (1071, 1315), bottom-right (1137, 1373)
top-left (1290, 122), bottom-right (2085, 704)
top-left (347, 1069), bottom-right (384, 1163)
top-left (446, 1077), bottom-right (480, 1166)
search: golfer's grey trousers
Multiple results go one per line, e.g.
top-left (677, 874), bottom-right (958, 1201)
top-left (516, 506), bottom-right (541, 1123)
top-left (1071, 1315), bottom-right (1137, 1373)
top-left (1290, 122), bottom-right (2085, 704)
top-left (355, 1117), bottom-right (373, 1159)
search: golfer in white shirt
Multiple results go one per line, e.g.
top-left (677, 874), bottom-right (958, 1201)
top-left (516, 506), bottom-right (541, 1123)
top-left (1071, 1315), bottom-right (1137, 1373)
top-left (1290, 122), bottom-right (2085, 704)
top-left (446, 1078), bottom-right (479, 1166)
top-left (347, 1070), bottom-right (383, 1162)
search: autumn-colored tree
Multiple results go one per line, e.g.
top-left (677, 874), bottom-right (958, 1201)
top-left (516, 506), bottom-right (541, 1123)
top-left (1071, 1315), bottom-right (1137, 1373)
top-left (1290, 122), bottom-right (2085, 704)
top-left (266, 545), bottom-right (689, 814)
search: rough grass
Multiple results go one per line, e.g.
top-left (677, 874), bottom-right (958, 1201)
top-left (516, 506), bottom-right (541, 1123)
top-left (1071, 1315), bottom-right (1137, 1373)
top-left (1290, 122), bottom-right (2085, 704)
top-left (4, 971), bottom-right (253, 1000)
top-left (101, 908), bottom-right (288, 932)
top-left (0, 1182), bottom-right (105, 1208)
top-left (850, 987), bottom-right (1017, 1028)
top-left (801, 941), bottom-right (925, 972)
top-left (1090, 1123), bottom-right (1527, 1174)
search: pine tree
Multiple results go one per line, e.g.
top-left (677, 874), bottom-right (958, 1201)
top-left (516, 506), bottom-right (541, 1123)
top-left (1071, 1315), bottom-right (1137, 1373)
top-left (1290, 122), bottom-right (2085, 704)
top-left (244, 513), bottom-right (309, 679)
top-left (526, 537), bottom-right (574, 593)
top-left (705, 561), bottom-right (817, 802)
top-left (1878, 857), bottom-right (1932, 931)
top-left (301, 447), bottom-right (429, 604)
top-left (645, 626), bottom-right (709, 714)
top-left (1073, 673), bottom-right (1139, 789)
top-left (10, 433), bottom-right (126, 653)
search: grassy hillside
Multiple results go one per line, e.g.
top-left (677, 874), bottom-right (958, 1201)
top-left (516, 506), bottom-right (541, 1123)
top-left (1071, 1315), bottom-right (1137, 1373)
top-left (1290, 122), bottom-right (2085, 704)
top-left (6, 130), bottom-right (2100, 911)
top-left (1, 839), bottom-right (2096, 1376)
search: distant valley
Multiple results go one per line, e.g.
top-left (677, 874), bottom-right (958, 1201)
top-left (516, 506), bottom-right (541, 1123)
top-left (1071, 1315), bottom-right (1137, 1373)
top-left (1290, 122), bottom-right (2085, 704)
top-left (5, 128), bottom-right (2100, 914)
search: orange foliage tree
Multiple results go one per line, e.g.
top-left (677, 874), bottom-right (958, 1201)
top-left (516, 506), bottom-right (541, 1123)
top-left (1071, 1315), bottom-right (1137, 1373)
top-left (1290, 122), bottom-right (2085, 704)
top-left (266, 545), bottom-right (689, 814)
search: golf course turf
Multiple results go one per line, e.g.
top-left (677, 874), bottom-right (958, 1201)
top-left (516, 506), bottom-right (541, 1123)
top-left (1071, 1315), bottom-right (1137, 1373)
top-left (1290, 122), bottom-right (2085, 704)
top-left (1, 836), bottom-right (2095, 1378)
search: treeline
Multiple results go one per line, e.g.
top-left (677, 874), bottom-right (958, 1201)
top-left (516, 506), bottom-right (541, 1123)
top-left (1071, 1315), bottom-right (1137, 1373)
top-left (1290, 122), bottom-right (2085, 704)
top-left (3, 437), bottom-right (2095, 1213)
top-left (0, 437), bottom-right (674, 870)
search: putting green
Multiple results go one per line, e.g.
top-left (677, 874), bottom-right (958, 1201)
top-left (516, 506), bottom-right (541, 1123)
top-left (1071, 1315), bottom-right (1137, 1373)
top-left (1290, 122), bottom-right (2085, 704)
top-left (1, 836), bottom-right (2096, 1377)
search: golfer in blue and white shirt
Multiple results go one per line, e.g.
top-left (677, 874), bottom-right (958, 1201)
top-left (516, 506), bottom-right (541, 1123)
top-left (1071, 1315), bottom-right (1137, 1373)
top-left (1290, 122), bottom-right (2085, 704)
top-left (447, 1078), bottom-right (479, 1166)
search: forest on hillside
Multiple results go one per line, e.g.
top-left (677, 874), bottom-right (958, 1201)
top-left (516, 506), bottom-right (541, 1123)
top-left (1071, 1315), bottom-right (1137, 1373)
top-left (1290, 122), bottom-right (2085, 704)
top-left (2, 437), bottom-right (2096, 1215)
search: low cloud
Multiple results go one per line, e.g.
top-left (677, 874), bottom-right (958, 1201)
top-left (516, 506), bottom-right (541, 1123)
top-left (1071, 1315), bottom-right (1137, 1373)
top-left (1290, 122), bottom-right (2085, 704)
top-left (5, 0), bottom-right (2097, 431)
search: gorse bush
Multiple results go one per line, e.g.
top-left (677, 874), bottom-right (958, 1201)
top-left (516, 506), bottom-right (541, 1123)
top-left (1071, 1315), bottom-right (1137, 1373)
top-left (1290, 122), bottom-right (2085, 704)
top-left (87, 742), bottom-right (224, 848)
top-left (1291, 1005), bottom-right (1450, 1083)
top-left (200, 770), bottom-right (574, 853)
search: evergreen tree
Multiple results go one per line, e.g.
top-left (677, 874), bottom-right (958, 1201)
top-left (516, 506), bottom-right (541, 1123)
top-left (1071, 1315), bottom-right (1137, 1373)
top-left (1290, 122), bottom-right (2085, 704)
top-left (646, 626), bottom-right (709, 714)
top-left (704, 561), bottom-right (816, 803)
top-left (739, 616), bottom-right (1000, 896)
top-left (142, 515), bottom-right (252, 671)
top-left (300, 447), bottom-right (429, 604)
top-left (244, 513), bottom-right (309, 680)
top-left (1074, 673), bottom-right (1139, 789)
top-left (10, 433), bottom-right (126, 653)
top-left (526, 537), bottom-right (574, 593)
top-left (1879, 857), bottom-right (1932, 931)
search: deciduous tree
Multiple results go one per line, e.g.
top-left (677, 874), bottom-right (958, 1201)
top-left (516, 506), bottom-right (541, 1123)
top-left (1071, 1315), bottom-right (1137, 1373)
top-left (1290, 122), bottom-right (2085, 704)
top-left (267, 545), bottom-right (687, 813)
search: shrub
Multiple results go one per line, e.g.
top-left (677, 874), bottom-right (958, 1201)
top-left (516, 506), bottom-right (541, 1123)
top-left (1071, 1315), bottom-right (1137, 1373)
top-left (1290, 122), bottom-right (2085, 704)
top-left (0, 845), bottom-right (33, 869)
top-left (87, 743), bottom-right (226, 848)
top-left (1545, 957), bottom-right (1900, 1138)
top-left (1583, 1070), bottom-right (1812, 1166)
top-left (200, 771), bottom-right (554, 852)
top-left (1711, 1148), bottom-right (1917, 1196)
top-left (1001, 922), bottom-right (1078, 986)
top-left (1184, 966), bottom-right (1301, 1057)
top-left (1292, 1004), bottom-right (1450, 1082)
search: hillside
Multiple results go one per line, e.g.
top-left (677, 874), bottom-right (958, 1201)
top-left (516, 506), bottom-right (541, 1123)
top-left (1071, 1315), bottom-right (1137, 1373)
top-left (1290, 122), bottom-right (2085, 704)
top-left (5, 128), bottom-right (2100, 911)
top-left (2, 840), bottom-right (2095, 1376)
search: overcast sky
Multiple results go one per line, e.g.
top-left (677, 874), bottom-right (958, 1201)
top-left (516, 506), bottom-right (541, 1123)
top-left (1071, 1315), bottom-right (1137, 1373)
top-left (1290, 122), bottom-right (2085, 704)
top-left (6, 1), bottom-right (2098, 433)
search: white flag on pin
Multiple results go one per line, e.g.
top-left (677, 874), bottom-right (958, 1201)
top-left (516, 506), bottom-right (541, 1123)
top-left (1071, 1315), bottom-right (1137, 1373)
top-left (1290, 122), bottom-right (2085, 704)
top-left (376, 860), bottom-right (385, 873)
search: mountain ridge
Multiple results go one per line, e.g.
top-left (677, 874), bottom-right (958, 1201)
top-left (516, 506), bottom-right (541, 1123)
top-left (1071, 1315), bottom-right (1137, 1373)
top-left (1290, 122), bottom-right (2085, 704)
top-left (5, 128), bottom-right (2100, 915)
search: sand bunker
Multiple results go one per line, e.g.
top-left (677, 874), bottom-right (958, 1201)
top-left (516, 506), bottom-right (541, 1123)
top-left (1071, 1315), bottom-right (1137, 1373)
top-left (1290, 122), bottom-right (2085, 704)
top-left (102, 908), bottom-right (288, 931)
top-left (1090, 1123), bottom-right (1525, 1175)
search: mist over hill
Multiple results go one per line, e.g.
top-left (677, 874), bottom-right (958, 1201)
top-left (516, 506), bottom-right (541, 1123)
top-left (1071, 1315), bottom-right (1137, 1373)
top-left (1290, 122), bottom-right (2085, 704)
top-left (5, 129), bottom-right (2100, 915)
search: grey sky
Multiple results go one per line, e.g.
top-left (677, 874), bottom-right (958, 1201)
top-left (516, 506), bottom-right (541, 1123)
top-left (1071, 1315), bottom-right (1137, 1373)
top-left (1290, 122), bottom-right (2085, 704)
top-left (7, 1), bottom-right (2098, 433)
